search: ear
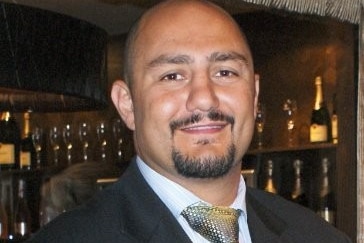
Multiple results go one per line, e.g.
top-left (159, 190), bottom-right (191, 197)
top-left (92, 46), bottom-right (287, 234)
top-left (111, 80), bottom-right (135, 130)
top-left (253, 73), bottom-right (260, 118)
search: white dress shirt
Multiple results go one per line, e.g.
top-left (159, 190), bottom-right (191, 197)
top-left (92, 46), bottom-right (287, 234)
top-left (136, 156), bottom-right (252, 243)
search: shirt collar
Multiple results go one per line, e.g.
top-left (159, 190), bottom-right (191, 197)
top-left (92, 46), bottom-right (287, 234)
top-left (136, 156), bottom-right (247, 218)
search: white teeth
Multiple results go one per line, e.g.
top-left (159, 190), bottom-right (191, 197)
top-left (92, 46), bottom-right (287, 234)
top-left (184, 125), bottom-right (223, 130)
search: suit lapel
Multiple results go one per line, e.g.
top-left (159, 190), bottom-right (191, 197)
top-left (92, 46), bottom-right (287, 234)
top-left (246, 189), bottom-right (287, 243)
top-left (119, 160), bottom-right (192, 243)
top-left (121, 160), bottom-right (290, 243)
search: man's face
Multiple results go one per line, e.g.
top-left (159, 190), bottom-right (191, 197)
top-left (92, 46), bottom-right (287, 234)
top-left (126, 2), bottom-right (258, 181)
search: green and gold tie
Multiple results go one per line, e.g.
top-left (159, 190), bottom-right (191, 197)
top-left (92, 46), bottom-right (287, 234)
top-left (181, 205), bottom-right (241, 243)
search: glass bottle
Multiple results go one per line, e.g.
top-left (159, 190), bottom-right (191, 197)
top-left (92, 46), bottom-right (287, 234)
top-left (331, 93), bottom-right (338, 144)
top-left (0, 184), bottom-right (8, 240)
top-left (20, 112), bottom-right (36, 170)
top-left (0, 111), bottom-right (20, 170)
top-left (316, 158), bottom-right (336, 225)
top-left (13, 179), bottom-right (32, 240)
top-left (310, 76), bottom-right (331, 143)
top-left (3, 183), bottom-right (13, 240)
top-left (263, 160), bottom-right (277, 194)
top-left (290, 159), bottom-right (309, 207)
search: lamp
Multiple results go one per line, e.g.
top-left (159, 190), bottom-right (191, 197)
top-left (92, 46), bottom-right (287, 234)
top-left (0, 2), bottom-right (107, 112)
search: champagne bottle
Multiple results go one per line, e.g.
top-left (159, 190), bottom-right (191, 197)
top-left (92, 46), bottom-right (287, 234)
top-left (0, 184), bottom-right (8, 240)
top-left (3, 184), bottom-right (14, 240)
top-left (310, 76), bottom-right (331, 143)
top-left (316, 158), bottom-right (336, 225)
top-left (13, 179), bottom-right (32, 240)
top-left (20, 112), bottom-right (36, 170)
top-left (0, 112), bottom-right (20, 170)
top-left (290, 159), bottom-right (308, 207)
top-left (331, 94), bottom-right (338, 144)
top-left (263, 160), bottom-right (277, 194)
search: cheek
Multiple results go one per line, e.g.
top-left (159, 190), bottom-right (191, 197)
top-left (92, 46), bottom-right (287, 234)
top-left (227, 89), bottom-right (256, 137)
top-left (224, 87), bottom-right (255, 116)
top-left (137, 91), bottom-right (182, 137)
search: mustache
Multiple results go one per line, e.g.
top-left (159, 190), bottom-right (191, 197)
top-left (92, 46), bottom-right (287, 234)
top-left (169, 110), bottom-right (235, 133)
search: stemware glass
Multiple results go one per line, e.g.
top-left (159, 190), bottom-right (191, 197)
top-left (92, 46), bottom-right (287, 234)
top-left (32, 126), bottom-right (43, 169)
top-left (49, 126), bottom-right (62, 166)
top-left (283, 99), bottom-right (298, 146)
top-left (96, 121), bottom-right (108, 163)
top-left (78, 122), bottom-right (91, 162)
top-left (62, 124), bottom-right (74, 165)
top-left (255, 102), bottom-right (266, 148)
top-left (112, 118), bottom-right (124, 163)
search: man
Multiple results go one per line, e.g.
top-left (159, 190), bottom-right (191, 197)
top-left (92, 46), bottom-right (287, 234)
top-left (28, 0), bottom-right (351, 242)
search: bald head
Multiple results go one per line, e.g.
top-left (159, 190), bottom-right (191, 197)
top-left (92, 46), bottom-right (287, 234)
top-left (112, 0), bottom-right (259, 183)
top-left (123, 0), bottom-right (252, 88)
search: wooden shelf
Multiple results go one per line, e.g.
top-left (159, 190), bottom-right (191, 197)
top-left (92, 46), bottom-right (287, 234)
top-left (247, 143), bottom-right (337, 155)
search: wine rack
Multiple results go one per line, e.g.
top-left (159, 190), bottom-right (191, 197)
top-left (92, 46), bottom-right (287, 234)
top-left (243, 143), bottom-right (337, 222)
top-left (233, 11), bottom-right (356, 240)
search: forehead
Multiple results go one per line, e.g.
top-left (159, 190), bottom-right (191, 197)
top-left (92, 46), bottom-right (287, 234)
top-left (132, 1), bottom-right (251, 61)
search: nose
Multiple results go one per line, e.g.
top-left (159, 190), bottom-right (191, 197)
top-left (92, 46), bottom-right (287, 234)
top-left (186, 75), bottom-right (219, 112)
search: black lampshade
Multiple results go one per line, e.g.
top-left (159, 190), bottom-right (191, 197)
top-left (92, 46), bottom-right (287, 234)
top-left (0, 2), bottom-right (108, 112)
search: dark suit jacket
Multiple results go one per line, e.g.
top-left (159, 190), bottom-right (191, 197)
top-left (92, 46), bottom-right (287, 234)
top-left (28, 159), bottom-right (351, 243)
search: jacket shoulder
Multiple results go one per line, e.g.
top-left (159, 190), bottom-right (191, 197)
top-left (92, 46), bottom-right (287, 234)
top-left (246, 187), bottom-right (352, 243)
top-left (27, 161), bottom-right (191, 243)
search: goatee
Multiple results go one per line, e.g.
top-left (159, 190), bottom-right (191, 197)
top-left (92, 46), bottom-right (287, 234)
top-left (172, 144), bottom-right (236, 178)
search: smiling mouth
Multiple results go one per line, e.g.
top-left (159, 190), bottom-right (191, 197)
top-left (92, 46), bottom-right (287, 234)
top-left (180, 123), bottom-right (228, 133)
top-left (170, 109), bottom-right (235, 135)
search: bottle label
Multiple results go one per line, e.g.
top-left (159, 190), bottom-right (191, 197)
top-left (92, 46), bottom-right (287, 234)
top-left (0, 144), bottom-right (15, 165)
top-left (310, 124), bottom-right (328, 142)
top-left (20, 152), bottom-right (31, 168)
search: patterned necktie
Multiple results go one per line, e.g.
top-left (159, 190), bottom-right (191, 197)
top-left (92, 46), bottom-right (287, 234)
top-left (181, 205), bottom-right (241, 243)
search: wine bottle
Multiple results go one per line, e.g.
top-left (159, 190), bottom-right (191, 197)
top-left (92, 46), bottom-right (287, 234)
top-left (290, 159), bottom-right (308, 207)
top-left (0, 112), bottom-right (21, 170)
top-left (331, 94), bottom-right (338, 144)
top-left (20, 112), bottom-right (36, 170)
top-left (263, 160), bottom-right (277, 194)
top-left (13, 179), bottom-right (32, 240)
top-left (310, 76), bottom-right (331, 143)
top-left (316, 158), bottom-right (336, 225)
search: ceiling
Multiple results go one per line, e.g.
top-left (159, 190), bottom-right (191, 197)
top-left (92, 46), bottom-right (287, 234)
top-left (0, 0), bottom-right (147, 35)
top-left (0, 0), bottom-right (262, 35)
top-left (2, 0), bottom-right (359, 36)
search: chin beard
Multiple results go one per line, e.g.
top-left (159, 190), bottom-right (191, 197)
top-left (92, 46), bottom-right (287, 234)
top-left (172, 144), bottom-right (236, 179)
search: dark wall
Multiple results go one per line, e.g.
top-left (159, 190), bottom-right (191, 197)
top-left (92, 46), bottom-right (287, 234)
top-left (234, 12), bottom-right (356, 148)
top-left (17, 35), bottom-right (135, 167)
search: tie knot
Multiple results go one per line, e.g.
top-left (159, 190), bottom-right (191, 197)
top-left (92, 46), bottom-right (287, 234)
top-left (181, 205), bottom-right (241, 243)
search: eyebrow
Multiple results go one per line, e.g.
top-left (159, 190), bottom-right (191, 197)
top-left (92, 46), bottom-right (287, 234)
top-left (148, 54), bottom-right (194, 67)
top-left (147, 51), bottom-right (249, 68)
top-left (208, 51), bottom-right (249, 65)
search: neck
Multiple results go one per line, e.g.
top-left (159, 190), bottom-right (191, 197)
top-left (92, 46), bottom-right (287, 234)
top-left (175, 164), bottom-right (242, 206)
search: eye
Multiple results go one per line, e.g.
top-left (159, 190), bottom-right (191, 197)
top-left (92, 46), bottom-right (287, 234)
top-left (161, 73), bottom-right (185, 81)
top-left (216, 70), bottom-right (237, 78)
